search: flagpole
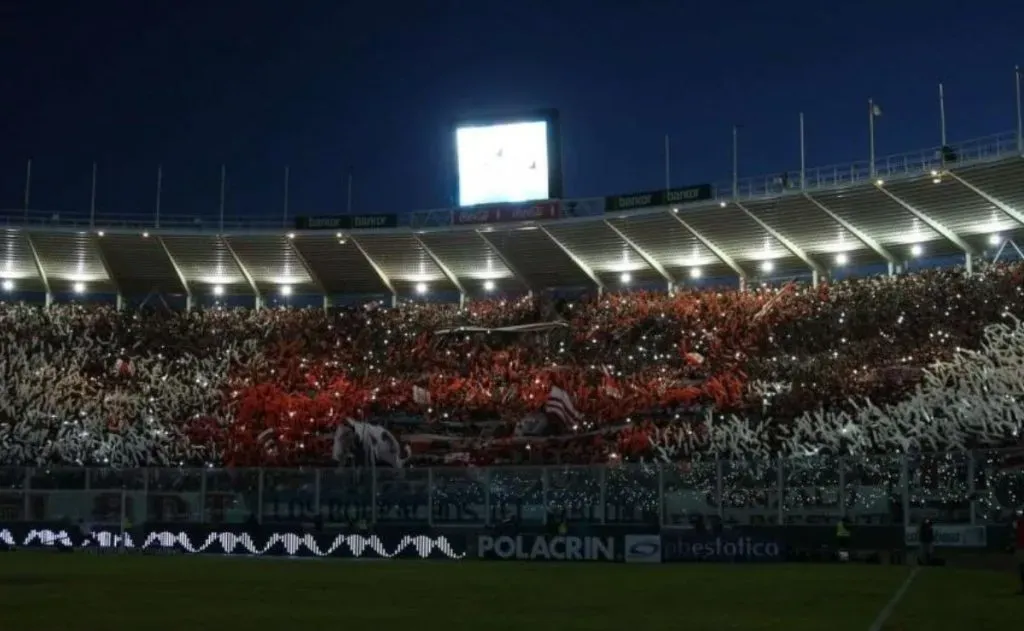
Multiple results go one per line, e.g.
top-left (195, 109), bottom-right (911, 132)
top-left (154, 165), bottom-right (163, 229)
top-left (799, 112), bottom-right (806, 190)
top-left (731, 125), bottom-right (738, 197)
top-left (89, 162), bottom-right (97, 228)
top-left (218, 164), bottom-right (226, 232)
top-left (283, 166), bottom-right (290, 228)
top-left (939, 82), bottom-right (947, 150)
top-left (868, 99), bottom-right (876, 179)
top-left (23, 158), bottom-right (32, 220)
top-left (1016, 65), bottom-right (1022, 155)
top-left (664, 134), bottom-right (671, 190)
top-left (346, 169), bottom-right (353, 214)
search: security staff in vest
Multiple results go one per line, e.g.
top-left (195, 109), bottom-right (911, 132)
top-left (835, 517), bottom-right (852, 561)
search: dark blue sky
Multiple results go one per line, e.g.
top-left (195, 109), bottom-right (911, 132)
top-left (0, 1), bottom-right (1019, 223)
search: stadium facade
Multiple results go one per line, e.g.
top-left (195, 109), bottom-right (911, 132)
top-left (0, 130), bottom-right (1022, 310)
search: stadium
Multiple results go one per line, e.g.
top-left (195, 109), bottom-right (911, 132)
top-left (2, 107), bottom-right (1024, 628)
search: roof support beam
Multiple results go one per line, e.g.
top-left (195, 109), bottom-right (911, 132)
top-left (156, 236), bottom-right (193, 311)
top-left (348, 236), bottom-right (397, 307)
top-left (733, 201), bottom-right (826, 285)
top-left (221, 236), bottom-right (263, 309)
top-left (538, 226), bottom-right (606, 294)
top-left (803, 193), bottom-right (900, 272)
top-left (23, 232), bottom-right (52, 307)
top-left (476, 230), bottom-right (533, 295)
top-left (874, 183), bottom-right (977, 269)
top-left (413, 235), bottom-right (467, 307)
top-left (91, 234), bottom-right (124, 310)
top-left (286, 236), bottom-right (330, 310)
top-left (665, 210), bottom-right (748, 289)
top-left (603, 219), bottom-right (676, 291)
top-left (943, 170), bottom-right (1024, 227)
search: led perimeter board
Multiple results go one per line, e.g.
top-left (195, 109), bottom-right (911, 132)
top-left (453, 109), bottom-right (563, 207)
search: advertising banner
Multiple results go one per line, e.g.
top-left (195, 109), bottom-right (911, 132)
top-left (453, 200), bottom-right (560, 226)
top-left (477, 534), bottom-right (616, 561)
top-left (604, 184), bottom-right (713, 212)
top-left (0, 525), bottom-right (465, 560)
top-left (623, 534), bottom-right (662, 563)
top-left (295, 214), bottom-right (398, 230)
top-left (904, 525), bottom-right (987, 548)
top-left (662, 533), bottom-right (785, 563)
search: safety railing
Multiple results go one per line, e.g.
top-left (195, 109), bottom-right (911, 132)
top-left (715, 130), bottom-right (1022, 201)
top-left (0, 449), bottom-right (1020, 528)
top-left (1, 130), bottom-right (1020, 232)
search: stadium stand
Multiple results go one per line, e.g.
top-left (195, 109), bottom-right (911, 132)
top-left (0, 259), bottom-right (1022, 468)
top-left (0, 131), bottom-right (1023, 470)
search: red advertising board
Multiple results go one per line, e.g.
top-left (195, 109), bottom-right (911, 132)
top-left (453, 200), bottom-right (560, 226)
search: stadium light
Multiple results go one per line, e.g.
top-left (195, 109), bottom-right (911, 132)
top-left (97, 231), bottom-right (105, 237)
top-left (910, 244), bottom-right (923, 257)
top-left (483, 280), bottom-right (495, 292)
top-left (280, 285), bottom-right (292, 296)
top-left (875, 179), bottom-right (884, 186)
top-left (1, 279), bottom-right (13, 292)
top-left (835, 252), bottom-right (849, 266)
top-left (142, 231), bottom-right (150, 238)
top-left (213, 285), bottom-right (225, 296)
top-left (690, 267), bottom-right (702, 279)
top-left (988, 234), bottom-right (1002, 246)
top-left (73, 282), bottom-right (86, 294)
top-left (415, 282), bottom-right (427, 295)
top-left (719, 201), bottom-right (727, 208)
top-left (620, 272), bottom-right (631, 284)
top-left (760, 260), bottom-right (774, 273)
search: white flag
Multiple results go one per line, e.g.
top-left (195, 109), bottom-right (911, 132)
top-left (335, 419), bottom-right (408, 468)
top-left (412, 385), bottom-right (431, 405)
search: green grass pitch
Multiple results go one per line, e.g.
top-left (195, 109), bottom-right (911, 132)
top-left (0, 553), bottom-right (1020, 630)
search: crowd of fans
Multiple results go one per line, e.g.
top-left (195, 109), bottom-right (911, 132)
top-left (0, 260), bottom-right (1022, 468)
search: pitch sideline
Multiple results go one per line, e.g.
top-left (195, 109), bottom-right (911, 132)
top-left (867, 566), bottom-right (920, 631)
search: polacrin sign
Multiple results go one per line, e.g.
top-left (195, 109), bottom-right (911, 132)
top-left (477, 535), bottom-right (615, 561)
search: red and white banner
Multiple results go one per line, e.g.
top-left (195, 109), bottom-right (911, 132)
top-left (453, 200), bottom-right (560, 226)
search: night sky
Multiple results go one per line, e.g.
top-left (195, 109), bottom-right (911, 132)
top-left (1, 1), bottom-right (1020, 224)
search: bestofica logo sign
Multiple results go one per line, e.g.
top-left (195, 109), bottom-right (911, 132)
top-left (478, 535), bottom-right (615, 561)
top-left (664, 536), bottom-right (783, 562)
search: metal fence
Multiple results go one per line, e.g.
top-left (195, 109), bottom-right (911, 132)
top-left (0, 450), bottom-right (1021, 528)
top-left (2, 128), bottom-right (1022, 233)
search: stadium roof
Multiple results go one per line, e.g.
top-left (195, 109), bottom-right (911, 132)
top-left (1, 131), bottom-right (1023, 307)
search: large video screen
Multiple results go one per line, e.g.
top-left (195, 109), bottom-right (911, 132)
top-left (455, 113), bottom-right (561, 207)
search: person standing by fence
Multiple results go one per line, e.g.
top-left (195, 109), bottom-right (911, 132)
top-left (918, 519), bottom-right (935, 566)
top-left (1014, 509), bottom-right (1024, 594)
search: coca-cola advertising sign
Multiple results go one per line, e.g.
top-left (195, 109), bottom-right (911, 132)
top-left (453, 201), bottom-right (560, 226)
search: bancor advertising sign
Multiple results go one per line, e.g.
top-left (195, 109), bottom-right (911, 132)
top-left (905, 525), bottom-right (986, 548)
top-left (478, 535), bottom-right (615, 561)
top-left (662, 534), bottom-right (784, 563)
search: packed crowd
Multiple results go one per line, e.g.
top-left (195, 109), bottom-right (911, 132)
top-left (0, 260), bottom-right (1022, 468)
